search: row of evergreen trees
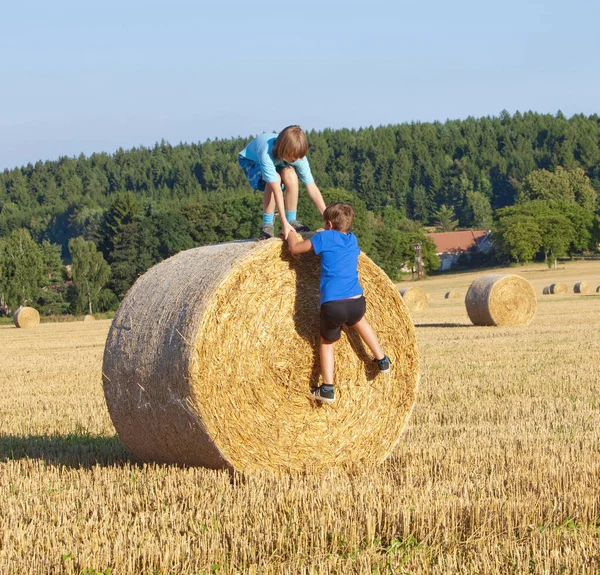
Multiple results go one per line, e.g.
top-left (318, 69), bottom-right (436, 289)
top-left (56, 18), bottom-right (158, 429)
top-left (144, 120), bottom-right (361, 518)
top-left (1, 111), bottom-right (599, 315)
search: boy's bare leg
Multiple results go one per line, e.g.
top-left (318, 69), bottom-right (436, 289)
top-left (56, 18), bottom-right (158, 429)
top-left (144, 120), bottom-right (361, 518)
top-left (280, 166), bottom-right (299, 213)
top-left (352, 317), bottom-right (385, 360)
top-left (320, 337), bottom-right (335, 385)
top-left (262, 187), bottom-right (275, 214)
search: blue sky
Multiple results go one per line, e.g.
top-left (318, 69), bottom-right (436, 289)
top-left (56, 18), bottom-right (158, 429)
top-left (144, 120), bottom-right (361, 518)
top-left (1, 0), bottom-right (599, 170)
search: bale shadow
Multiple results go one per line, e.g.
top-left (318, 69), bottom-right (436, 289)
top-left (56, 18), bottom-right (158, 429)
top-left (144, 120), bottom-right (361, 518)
top-left (0, 432), bottom-right (135, 469)
top-left (415, 322), bottom-right (474, 328)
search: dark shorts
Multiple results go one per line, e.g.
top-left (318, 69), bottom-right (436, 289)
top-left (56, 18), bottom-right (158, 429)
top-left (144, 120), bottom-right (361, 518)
top-left (238, 156), bottom-right (288, 192)
top-left (320, 296), bottom-right (366, 343)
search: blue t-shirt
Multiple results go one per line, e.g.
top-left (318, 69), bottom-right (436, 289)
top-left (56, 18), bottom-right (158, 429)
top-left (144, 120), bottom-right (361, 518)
top-left (238, 132), bottom-right (315, 185)
top-left (310, 230), bottom-right (364, 305)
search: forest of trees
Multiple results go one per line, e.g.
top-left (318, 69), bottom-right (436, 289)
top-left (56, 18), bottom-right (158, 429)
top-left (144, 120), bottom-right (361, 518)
top-left (1, 111), bottom-right (599, 315)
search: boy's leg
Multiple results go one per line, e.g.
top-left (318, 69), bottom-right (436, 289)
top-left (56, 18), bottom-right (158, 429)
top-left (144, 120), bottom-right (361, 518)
top-left (280, 167), bottom-right (309, 232)
top-left (320, 337), bottom-right (335, 386)
top-left (351, 316), bottom-right (385, 361)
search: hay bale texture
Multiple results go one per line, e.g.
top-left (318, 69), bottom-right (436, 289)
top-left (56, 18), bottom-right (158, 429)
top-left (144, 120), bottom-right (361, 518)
top-left (574, 281), bottom-right (593, 294)
top-left (13, 306), bottom-right (40, 329)
top-left (103, 240), bottom-right (419, 473)
top-left (399, 286), bottom-right (428, 311)
top-left (445, 290), bottom-right (462, 299)
top-left (465, 274), bottom-right (536, 327)
top-left (550, 282), bottom-right (568, 294)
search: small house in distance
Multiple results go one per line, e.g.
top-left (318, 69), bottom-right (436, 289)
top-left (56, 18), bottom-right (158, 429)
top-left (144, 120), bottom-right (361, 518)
top-left (427, 230), bottom-right (492, 271)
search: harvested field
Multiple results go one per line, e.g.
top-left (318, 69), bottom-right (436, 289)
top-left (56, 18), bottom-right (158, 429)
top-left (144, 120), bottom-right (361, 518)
top-left (1, 260), bottom-right (600, 574)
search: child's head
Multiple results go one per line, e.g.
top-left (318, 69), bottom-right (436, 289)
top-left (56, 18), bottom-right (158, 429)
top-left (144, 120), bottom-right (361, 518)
top-left (272, 125), bottom-right (308, 162)
top-left (323, 202), bottom-right (355, 233)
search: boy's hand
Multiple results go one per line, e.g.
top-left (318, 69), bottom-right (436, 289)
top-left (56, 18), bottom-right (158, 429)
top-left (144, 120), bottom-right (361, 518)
top-left (281, 221), bottom-right (293, 240)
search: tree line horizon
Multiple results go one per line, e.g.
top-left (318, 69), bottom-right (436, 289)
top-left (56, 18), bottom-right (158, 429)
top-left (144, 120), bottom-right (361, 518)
top-left (1, 110), bottom-right (599, 315)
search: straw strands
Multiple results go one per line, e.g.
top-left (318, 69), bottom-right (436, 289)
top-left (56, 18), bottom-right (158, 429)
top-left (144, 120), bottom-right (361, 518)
top-left (13, 306), bottom-right (40, 329)
top-left (465, 274), bottom-right (537, 327)
top-left (549, 282), bottom-right (568, 294)
top-left (574, 281), bottom-right (593, 294)
top-left (103, 240), bottom-right (419, 473)
top-left (399, 286), bottom-right (428, 311)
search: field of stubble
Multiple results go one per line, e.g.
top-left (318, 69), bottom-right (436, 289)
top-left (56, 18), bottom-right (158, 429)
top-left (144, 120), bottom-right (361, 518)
top-left (1, 262), bottom-right (599, 574)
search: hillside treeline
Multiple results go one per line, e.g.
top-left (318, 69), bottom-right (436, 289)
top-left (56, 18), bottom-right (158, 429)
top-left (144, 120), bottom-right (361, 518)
top-left (1, 111), bottom-right (599, 315)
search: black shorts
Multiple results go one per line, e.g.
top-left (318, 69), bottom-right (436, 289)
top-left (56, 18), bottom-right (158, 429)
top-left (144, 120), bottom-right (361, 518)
top-left (320, 296), bottom-right (366, 343)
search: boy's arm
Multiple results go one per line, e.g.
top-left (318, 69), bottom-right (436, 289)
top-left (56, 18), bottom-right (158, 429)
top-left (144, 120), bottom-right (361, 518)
top-left (287, 231), bottom-right (313, 254)
top-left (305, 182), bottom-right (326, 214)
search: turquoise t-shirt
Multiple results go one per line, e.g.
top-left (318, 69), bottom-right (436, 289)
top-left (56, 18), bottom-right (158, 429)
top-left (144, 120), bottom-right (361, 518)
top-left (311, 230), bottom-right (364, 305)
top-left (238, 132), bottom-right (314, 185)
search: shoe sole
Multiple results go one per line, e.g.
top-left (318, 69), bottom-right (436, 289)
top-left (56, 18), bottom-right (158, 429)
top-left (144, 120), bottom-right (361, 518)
top-left (310, 390), bottom-right (335, 404)
top-left (379, 367), bottom-right (390, 373)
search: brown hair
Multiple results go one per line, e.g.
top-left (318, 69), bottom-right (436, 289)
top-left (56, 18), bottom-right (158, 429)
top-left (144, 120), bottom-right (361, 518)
top-left (323, 202), bottom-right (355, 233)
top-left (272, 125), bottom-right (308, 161)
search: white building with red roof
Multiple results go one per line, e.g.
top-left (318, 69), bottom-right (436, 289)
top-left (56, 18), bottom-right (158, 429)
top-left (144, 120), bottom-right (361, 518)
top-left (426, 230), bottom-right (492, 271)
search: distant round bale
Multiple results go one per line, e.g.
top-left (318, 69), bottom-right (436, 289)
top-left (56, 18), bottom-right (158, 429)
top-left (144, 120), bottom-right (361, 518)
top-left (13, 306), bottom-right (40, 329)
top-left (399, 286), bottom-right (428, 311)
top-left (445, 290), bottom-right (462, 299)
top-left (597, 286), bottom-right (600, 293)
top-left (103, 240), bottom-right (419, 473)
top-left (83, 315), bottom-right (96, 321)
top-left (465, 274), bottom-right (536, 327)
top-left (542, 286), bottom-right (551, 295)
top-left (574, 281), bottom-right (593, 294)
top-left (549, 282), bottom-right (568, 295)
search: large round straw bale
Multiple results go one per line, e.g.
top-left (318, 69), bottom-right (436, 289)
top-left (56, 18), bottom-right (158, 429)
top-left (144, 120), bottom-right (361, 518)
top-left (103, 240), bottom-right (419, 473)
top-left (465, 274), bottom-right (536, 327)
top-left (574, 281), bottom-right (593, 294)
top-left (399, 286), bottom-right (428, 311)
top-left (83, 314), bottom-right (96, 321)
top-left (549, 282), bottom-right (568, 294)
top-left (542, 286), bottom-right (551, 295)
top-left (13, 306), bottom-right (40, 329)
top-left (445, 290), bottom-right (462, 299)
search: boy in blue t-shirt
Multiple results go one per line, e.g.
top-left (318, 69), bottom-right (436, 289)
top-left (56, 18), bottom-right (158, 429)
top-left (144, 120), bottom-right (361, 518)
top-left (238, 125), bottom-right (326, 240)
top-left (287, 202), bottom-right (390, 404)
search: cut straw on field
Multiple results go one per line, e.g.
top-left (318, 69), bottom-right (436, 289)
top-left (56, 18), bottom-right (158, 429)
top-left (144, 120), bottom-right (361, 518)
top-left (445, 290), bottom-right (462, 299)
top-left (103, 239), bottom-right (419, 473)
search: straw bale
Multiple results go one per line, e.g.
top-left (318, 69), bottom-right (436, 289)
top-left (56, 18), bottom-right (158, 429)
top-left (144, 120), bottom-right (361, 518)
top-left (597, 286), bottom-right (600, 293)
top-left (83, 315), bottom-right (96, 321)
top-left (103, 240), bottom-right (419, 473)
top-left (399, 286), bottom-right (428, 311)
top-left (465, 274), bottom-right (536, 327)
top-left (445, 290), bottom-right (462, 299)
top-left (549, 282), bottom-right (568, 295)
top-left (542, 286), bottom-right (551, 295)
top-left (13, 306), bottom-right (40, 329)
top-left (574, 281), bottom-right (593, 294)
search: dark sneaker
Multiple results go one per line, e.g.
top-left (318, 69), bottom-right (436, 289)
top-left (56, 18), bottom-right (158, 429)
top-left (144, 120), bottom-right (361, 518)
top-left (311, 385), bottom-right (335, 404)
top-left (374, 355), bottom-right (391, 373)
top-left (258, 224), bottom-right (274, 240)
top-left (289, 220), bottom-right (310, 233)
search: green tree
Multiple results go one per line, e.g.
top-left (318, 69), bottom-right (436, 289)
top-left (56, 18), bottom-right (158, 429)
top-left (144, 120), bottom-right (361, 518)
top-left (0, 229), bottom-right (45, 308)
top-left (464, 191), bottom-right (493, 229)
top-left (493, 214), bottom-right (542, 263)
top-left (69, 237), bottom-right (111, 315)
top-left (433, 204), bottom-right (458, 232)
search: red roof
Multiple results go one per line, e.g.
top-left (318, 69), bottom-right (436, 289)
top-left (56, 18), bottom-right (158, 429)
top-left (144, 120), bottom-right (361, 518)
top-left (426, 230), bottom-right (490, 254)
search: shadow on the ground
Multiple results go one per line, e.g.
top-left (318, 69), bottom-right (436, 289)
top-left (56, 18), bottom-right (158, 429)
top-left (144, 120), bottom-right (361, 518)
top-left (0, 432), bottom-right (134, 468)
top-left (415, 322), bottom-right (474, 328)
